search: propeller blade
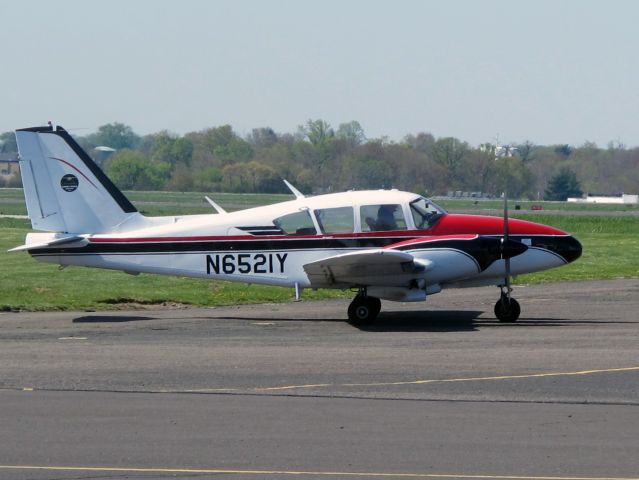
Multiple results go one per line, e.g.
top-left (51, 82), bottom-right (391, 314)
top-left (503, 191), bottom-right (509, 241)
top-left (502, 191), bottom-right (512, 295)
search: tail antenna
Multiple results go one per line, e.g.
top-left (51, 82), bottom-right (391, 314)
top-left (204, 196), bottom-right (227, 215)
top-left (283, 179), bottom-right (305, 199)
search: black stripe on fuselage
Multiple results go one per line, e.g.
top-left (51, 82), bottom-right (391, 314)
top-left (395, 237), bottom-right (503, 271)
top-left (29, 236), bottom-right (416, 256)
top-left (29, 236), bottom-right (500, 273)
top-left (478, 234), bottom-right (581, 264)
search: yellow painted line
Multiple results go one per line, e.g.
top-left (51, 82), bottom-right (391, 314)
top-left (173, 387), bottom-right (239, 393)
top-left (248, 366), bottom-right (639, 392)
top-left (342, 366), bottom-right (639, 388)
top-left (4, 366), bottom-right (639, 395)
top-left (255, 383), bottom-right (333, 391)
top-left (0, 465), bottom-right (637, 479)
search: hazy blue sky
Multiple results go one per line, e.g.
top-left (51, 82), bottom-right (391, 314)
top-left (2, 0), bottom-right (638, 146)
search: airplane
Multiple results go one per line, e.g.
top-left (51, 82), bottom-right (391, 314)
top-left (10, 125), bottom-right (582, 324)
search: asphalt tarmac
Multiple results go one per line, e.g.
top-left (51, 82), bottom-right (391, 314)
top-left (1, 279), bottom-right (638, 479)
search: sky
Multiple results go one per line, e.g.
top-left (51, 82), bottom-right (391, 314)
top-left (1, 0), bottom-right (638, 147)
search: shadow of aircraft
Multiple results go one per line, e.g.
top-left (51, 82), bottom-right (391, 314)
top-left (73, 315), bottom-right (155, 323)
top-left (356, 310), bottom-right (483, 332)
top-left (219, 310), bottom-right (483, 332)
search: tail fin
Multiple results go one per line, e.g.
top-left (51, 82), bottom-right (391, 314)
top-left (15, 125), bottom-right (139, 234)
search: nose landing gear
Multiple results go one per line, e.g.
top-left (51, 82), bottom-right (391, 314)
top-left (495, 193), bottom-right (521, 323)
top-left (494, 286), bottom-right (520, 322)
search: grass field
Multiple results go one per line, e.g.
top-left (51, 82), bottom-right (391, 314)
top-left (1, 189), bottom-right (637, 311)
top-left (0, 188), bottom-right (292, 216)
top-left (3, 188), bottom-right (639, 216)
top-left (436, 197), bottom-right (639, 213)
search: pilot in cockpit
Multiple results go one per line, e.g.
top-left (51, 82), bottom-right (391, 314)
top-left (375, 204), bottom-right (398, 231)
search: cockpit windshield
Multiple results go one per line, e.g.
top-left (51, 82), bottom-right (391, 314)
top-left (409, 197), bottom-right (446, 229)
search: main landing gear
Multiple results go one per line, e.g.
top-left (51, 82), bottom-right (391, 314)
top-left (494, 285), bottom-right (520, 323)
top-left (347, 290), bottom-right (381, 325)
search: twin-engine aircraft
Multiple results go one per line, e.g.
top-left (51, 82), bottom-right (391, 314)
top-left (11, 125), bottom-right (582, 324)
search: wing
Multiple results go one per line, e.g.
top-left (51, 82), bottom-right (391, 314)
top-left (303, 248), bottom-right (432, 288)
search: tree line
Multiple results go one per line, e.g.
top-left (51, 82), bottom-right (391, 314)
top-left (1, 121), bottom-right (638, 200)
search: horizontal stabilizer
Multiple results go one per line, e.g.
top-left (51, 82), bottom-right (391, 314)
top-left (9, 235), bottom-right (86, 252)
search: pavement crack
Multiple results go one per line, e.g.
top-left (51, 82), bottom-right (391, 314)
top-left (3, 386), bottom-right (639, 407)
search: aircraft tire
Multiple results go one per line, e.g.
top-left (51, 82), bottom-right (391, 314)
top-left (494, 297), bottom-right (520, 323)
top-left (348, 296), bottom-right (381, 325)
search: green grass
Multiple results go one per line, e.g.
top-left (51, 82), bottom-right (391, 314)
top-left (3, 188), bottom-right (639, 217)
top-left (0, 188), bottom-right (27, 215)
top-left (436, 197), bottom-right (639, 213)
top-left (0, 189), bottom-right (294, 216)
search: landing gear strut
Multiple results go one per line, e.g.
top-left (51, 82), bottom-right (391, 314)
top-left (494, 286), bottom-right (520, 323)
top-left (347, 290), bottom-right (381, 325)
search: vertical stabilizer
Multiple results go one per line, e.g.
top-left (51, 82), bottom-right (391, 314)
top-left (15, 125), bottom-right (139, 234)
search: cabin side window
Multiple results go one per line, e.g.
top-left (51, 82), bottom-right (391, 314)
top-left (360, 204), bottom-right (407, 232)
top-left (273, 209), bottom-right (317, 235)
top-left (314, 207), bottom-right (354, 234)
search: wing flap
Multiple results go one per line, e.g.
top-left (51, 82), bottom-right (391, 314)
top-left (303, 248), bottom-right (432, 288)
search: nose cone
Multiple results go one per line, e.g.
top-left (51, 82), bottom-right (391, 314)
top-left (558, 235), bottom-right (583, 263)
top-left (538, 235), bottom-right (583, 264)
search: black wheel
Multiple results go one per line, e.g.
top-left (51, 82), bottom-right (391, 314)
top-left (494, 297), bottom-right (520, 322)
top-left (347, 296), bottom-right (381, 325)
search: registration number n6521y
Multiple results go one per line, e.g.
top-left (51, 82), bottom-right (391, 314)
top-left (206, 253), bottom-right (288, 275)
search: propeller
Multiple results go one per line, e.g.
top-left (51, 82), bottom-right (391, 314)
top-left (495, 192), bottom-right (529, 322)
top-left (502, 192), bottom-right (512, 302)
top-left (499, 192), bottom-right (528, 302)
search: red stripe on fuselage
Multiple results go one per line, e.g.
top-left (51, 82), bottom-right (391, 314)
top-left (386, 234), bottom-right (479, 249)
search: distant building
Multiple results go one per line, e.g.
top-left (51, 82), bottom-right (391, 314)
top-left (567, 193), bottom-right (638, 204)
top-left (479, 143), bottom-right (518, 158)
top-left (0, 153), bottom-right (19, 181)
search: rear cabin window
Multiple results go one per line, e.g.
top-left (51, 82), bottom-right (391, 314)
top-left (273, 209), bottom-right (317, 235)
top-left (314, 207), bottom-right (354, 234)
top-left (360, 204), bottom-right (407, 232)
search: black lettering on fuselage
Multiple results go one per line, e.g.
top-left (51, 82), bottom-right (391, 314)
top-left (254, 254), bottom-right (267, 274)
top-left (276, 253), bottom-right (288, 272)
top-left (206, 255), bottom-right (220, 274)
top-left (205, 253), bottom-right (288, 276)
top-left (237, 253), bottom-right (251, 274)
